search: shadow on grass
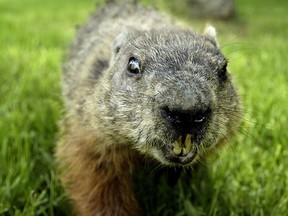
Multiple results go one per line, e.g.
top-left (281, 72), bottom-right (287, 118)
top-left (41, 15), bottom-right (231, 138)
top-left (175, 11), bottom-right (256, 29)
top-left (133, 162), bottom-right (229, 216)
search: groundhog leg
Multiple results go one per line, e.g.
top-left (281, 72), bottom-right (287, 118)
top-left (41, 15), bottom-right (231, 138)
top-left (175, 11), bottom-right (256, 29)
top-left (56, 127), bottom-right (139, 216)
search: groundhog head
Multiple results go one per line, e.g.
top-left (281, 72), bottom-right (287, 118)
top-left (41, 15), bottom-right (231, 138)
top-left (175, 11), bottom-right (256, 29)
top-left (89, 26), bottom-right (241, 166)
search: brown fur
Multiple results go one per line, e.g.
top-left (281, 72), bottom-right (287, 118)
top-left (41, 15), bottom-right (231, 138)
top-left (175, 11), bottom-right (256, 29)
top-left (57, 116), bottom-right (140, 215)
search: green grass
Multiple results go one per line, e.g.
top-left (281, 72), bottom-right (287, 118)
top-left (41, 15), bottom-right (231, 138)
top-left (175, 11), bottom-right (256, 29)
top-left (0, 0), bottom-right (287, 215)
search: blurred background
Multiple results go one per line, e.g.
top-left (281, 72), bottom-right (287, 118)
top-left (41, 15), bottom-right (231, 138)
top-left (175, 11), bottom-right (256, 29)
top-left (0, 0), bottom-right (287, 215)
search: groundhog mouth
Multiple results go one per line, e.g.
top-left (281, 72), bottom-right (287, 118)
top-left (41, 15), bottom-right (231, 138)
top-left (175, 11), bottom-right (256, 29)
top-left (161, 134), bottom-right (198, 165)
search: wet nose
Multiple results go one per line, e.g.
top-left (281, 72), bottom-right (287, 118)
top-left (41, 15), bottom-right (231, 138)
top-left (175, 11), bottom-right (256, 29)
top-left (161, 106), bottom-right (211, 134)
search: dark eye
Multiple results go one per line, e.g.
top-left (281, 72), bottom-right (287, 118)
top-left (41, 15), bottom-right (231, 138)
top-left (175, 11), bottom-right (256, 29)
top-left (218, 62), bottom-right (228, 81)
top-left (127, 57), bottom-right (141, 75)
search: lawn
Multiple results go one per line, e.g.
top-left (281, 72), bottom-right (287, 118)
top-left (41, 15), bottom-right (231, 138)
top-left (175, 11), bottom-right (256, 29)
top-left (0, 0), bottom-right (287, 215)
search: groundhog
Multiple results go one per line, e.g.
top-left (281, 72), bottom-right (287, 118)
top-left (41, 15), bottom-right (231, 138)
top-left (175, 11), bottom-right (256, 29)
top-left (56, 2), bottom-right (241, 216)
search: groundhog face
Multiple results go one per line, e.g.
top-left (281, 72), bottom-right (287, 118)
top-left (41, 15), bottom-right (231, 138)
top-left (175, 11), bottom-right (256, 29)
top-left (94, 28), bottom-right (241, 166)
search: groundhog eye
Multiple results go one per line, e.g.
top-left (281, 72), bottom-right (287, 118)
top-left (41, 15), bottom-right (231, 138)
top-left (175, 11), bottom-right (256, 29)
top-left (127, 57), bottom-right (141, 75)
top-left (218, 62), bottom-right (228, 81)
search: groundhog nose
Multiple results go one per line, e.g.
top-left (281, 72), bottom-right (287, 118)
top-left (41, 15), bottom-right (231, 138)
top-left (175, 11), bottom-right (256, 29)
top-left (161, 106), bottom-right (211, 134)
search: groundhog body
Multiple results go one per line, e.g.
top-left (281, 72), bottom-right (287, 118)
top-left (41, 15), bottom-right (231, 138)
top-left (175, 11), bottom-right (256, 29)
top-left (56, 3), bottom-right (241, 216)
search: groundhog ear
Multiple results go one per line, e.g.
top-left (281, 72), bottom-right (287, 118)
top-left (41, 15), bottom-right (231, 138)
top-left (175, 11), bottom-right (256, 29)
top-left (112, 27), bottom-right (139, 57)
top-left (203, 25), bottom-right (219, 46)
top-left (203, 25), bottom-right (217, 38)
top-left (112, 32), bottom-right (127, 55)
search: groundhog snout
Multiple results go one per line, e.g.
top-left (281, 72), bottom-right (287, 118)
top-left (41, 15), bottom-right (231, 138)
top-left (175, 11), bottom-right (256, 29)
top-left (160, 105), bottom-right (212, 137)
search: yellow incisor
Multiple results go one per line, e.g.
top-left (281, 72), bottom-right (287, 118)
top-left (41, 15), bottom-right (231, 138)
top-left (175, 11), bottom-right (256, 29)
top-left (173, 134), bottom-right (192, 156)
